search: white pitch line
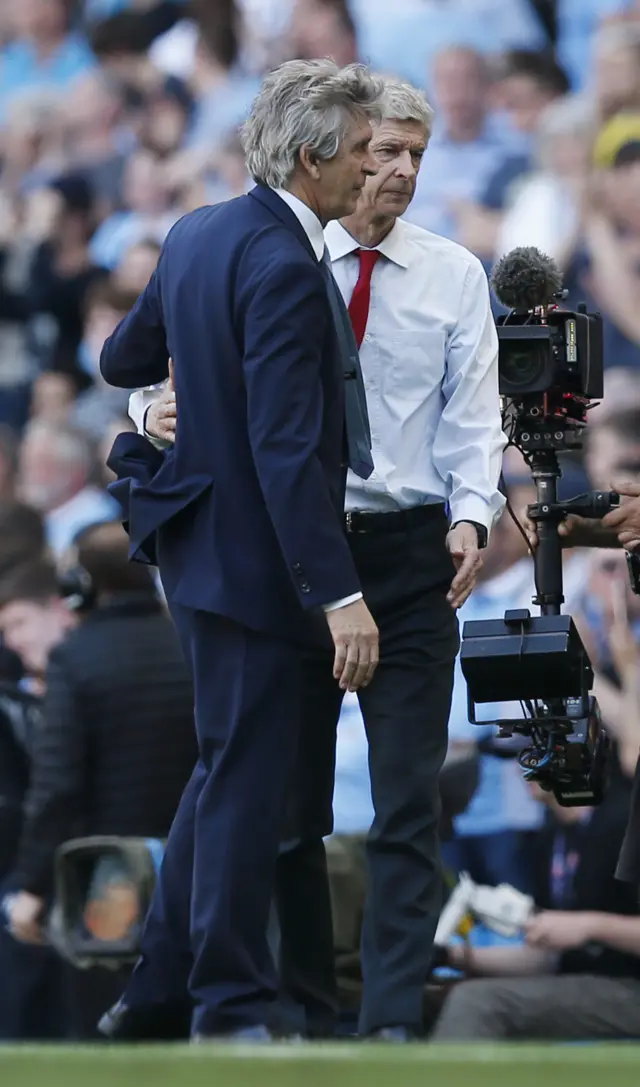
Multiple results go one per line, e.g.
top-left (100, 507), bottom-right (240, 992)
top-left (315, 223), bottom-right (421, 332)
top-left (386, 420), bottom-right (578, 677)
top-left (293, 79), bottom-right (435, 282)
top-left (2, 1044), bottom-right (640, 1064)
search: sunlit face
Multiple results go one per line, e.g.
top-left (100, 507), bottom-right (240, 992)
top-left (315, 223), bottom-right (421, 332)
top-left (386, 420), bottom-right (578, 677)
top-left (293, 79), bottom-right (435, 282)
top-left (432, 50), bottom-right (487, 133)
top-left (364, 118), bottom-right (427, 217)
top-left (115, 244), bottom-right (160, 293)
top-left (586, 427), bottom-right (640, 491)
top-left (0, 598), bottom-right (73, 675)
top-left (495, 74), bottom-right (558, 134)
top-left (313, 113), bottom-right (378, 220)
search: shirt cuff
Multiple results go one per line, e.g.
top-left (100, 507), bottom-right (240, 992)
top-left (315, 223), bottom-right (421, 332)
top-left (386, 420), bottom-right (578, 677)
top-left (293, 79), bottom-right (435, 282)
top-left (322, 592), bottom-right (363, 613)
top-left (448, 493), bottom-right (506, 537)
top-left (143, 406), bottom-right (173, 451)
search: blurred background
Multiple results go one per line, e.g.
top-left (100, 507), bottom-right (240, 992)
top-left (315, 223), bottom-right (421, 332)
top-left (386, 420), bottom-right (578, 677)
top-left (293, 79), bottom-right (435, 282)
top-left (1, 0), bottom-right (640, 1046)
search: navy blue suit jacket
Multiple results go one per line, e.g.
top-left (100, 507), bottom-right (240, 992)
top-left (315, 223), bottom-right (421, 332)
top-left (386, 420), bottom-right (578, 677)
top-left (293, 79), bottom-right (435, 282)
top-left (101, 185), bottom-right (361, 641)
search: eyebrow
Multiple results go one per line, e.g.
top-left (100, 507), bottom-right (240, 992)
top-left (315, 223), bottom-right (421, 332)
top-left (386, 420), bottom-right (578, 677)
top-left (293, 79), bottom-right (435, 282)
top-left (376, 140), bottom-right (426, 152)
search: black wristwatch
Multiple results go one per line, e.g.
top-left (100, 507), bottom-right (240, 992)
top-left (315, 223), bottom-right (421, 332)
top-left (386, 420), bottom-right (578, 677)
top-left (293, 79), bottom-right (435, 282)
top-left (450, 520), bottom-right (488, 549)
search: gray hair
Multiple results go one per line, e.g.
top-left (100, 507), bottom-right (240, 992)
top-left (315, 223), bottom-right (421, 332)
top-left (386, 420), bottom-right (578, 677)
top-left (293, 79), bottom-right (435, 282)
top-left (241, 59), bottom-right (385, 189)
top-left (378, 78), bottom-right (435, 143)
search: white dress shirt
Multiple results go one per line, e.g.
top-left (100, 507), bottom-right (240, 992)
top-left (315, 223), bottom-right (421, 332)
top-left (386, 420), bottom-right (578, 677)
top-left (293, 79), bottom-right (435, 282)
top-left (324, 218), bottom-right (506, 529)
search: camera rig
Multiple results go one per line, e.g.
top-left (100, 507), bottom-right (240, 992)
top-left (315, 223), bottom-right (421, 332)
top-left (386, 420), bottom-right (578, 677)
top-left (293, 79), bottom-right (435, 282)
top-left (460, 250), bottom-right (614, 807)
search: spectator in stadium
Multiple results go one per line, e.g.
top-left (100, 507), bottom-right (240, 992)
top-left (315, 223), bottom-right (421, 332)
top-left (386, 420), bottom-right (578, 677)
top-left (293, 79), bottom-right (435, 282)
top-left (88, 8), bottom-right (166, 99)
top-left (17, 419), bottom-right (118, 556)
top-left (59, 70), bottom-right (132, 220)
top-left (408, 47), bottom-right (512, 242)
top-left (589, 21), bottom-right (640, 123)
top-left (495, 94), bottom-right (594, 268)
top-left (72, 280), bottom-right (138, 439)
top-left (0, 559), bottom-right (69, 1042)
top-left (0, 499), bottom-right (47, 578)
top-left (25, 171), bottom-right (109, 377)
top-left (431, 779), bottom-right (640, 1041)
top-left (112, 238), bottom-right (161, 293)
top-left (0, 561), bottom-right (77, 685)
top-left (3, 522), bottom-right (197, 1038)
top-left (0, 0), bottom-right (95, 128)
top-left (349, 0), bottom-right (547, 95)
top-left (579, 114), bottom-right (640, 357)
top-left (89, 147), bottom-right (180, 270)
top-left (287, 0), bottom-right (358, 67)
top-left (161, 3), bottom-right (259, 188)
top-left (454, 49), bottom-right (571, 262)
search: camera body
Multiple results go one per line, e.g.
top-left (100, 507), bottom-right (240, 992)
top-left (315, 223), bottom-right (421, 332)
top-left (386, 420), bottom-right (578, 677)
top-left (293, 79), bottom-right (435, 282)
top-left (496, 305), bottom-right (604, 402)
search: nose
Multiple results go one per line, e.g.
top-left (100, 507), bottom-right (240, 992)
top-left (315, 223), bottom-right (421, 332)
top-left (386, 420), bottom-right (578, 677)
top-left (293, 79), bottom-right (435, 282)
top-left (394, 149), bottom-right (416, 180)
top-left (363, 150), bottom-right (378, 177)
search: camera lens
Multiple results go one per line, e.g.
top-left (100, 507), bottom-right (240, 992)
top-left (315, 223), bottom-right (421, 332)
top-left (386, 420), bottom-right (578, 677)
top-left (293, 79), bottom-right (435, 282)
top-left (500, 344), bottom-right (545, 389)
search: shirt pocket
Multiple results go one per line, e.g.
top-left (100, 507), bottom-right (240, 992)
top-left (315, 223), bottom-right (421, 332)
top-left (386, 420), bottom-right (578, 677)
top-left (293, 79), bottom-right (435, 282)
top-left (385, 330), bottom-right (445, 401)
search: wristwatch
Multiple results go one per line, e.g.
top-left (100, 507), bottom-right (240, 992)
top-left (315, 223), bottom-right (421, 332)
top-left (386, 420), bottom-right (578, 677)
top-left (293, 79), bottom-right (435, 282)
top-left (450, 520), bottom-right (488, 549)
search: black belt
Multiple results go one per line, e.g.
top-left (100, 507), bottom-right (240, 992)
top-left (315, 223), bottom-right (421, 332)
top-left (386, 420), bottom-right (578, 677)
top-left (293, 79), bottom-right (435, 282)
top-left (344, 504), bottom-right (446, 535)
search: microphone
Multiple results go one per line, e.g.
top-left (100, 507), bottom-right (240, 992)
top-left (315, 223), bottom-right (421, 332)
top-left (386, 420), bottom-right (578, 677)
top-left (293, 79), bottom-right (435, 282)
top-left (491, 247), bottom-right (564, 312)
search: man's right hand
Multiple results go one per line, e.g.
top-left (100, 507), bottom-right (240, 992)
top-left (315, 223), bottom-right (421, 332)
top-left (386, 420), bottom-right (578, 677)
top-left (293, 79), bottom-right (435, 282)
top-left (145, 360), bottom-right (176, 443)
top-left (326, 598), bottom-right (379, 692)
top-left (522, 511), bottom-right (598, 552)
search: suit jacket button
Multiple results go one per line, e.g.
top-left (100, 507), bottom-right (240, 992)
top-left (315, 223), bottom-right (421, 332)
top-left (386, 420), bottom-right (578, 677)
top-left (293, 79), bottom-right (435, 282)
top-left (300, 581), bottom-right (311, 594)
top-left (293, 562), bottom-right (302, 573)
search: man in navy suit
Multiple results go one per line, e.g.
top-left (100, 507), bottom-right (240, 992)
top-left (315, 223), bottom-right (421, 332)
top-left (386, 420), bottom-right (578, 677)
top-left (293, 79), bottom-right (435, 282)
top-left (98, 59), bottom-right (383, 1041)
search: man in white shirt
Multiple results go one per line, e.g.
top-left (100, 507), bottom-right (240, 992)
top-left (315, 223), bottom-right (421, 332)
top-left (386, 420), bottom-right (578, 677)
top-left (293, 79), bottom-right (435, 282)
top-left (129, 78), bottom-right (505, 1040)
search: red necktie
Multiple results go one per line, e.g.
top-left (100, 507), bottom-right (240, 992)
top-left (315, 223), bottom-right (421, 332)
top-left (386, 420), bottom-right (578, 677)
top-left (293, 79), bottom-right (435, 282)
top-left (348, 249), bottom-right (380, 348)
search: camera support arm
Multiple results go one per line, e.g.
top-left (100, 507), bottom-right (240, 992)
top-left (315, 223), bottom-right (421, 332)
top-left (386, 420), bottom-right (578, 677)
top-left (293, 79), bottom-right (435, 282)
top-left (526, 449), bottom-right (619, 613)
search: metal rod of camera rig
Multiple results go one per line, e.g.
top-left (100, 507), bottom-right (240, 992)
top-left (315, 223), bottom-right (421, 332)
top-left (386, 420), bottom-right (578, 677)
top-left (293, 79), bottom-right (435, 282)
top-left (530, 450), bottom-right (564, 616)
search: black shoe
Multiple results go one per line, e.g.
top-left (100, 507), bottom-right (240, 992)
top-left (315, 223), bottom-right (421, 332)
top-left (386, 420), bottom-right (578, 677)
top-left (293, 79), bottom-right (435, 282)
top-left (98, 997), bottom-right (192, 1042)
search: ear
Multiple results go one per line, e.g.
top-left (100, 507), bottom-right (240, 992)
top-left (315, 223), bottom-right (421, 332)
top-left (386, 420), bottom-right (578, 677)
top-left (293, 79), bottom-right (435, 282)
top-left (299, 144), bottom-right (321, 181)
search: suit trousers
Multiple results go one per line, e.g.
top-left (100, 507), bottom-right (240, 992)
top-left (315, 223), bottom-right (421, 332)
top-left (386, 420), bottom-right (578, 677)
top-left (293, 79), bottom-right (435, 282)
top-left (123, 605), bottom-right (301, 1036)
top-left (278, 512), bottom-right (459, 1035)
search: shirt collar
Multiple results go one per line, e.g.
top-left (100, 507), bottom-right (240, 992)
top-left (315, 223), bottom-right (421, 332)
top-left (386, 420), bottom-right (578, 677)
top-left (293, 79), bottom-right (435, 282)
top-left (272, 188), bottom-right (325, 261)
top-left (324, 218), bottom-right (411, 269)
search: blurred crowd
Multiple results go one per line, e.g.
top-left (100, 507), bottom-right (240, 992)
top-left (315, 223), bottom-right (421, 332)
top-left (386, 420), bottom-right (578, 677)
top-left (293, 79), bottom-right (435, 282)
top-left (2, 0), bottom-right (640, 1044)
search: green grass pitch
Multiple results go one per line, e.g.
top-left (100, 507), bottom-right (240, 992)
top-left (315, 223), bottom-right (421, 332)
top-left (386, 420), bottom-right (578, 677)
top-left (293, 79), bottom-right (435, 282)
top-left (2, 1043), bottom-right (640, 1087)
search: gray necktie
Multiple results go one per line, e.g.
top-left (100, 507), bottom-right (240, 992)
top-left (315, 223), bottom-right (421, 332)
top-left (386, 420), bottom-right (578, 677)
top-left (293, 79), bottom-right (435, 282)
top-left (320, 248), bottom-right (374, 480)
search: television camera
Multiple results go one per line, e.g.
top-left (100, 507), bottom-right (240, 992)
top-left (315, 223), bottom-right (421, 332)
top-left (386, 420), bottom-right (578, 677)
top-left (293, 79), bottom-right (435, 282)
top-left (460, 247), bottom-right (623, 807)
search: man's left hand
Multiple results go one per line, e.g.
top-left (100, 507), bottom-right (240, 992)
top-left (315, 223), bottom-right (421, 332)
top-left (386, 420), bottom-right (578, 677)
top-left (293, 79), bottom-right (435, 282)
top-left (446, 522), bottom-right (483, 608)
top-left (525, 910), bottom-right (597, 952)
top-left (7, 892), bottom-right (45, 945)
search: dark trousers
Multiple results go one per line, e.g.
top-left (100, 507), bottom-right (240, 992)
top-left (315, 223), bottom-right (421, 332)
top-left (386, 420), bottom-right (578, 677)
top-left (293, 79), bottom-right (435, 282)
top-left (0, 922), bottom-right (68, 1041)
top-left (280, 512), bottom-right (459, 1035)
top-left (121, 513), bottom-right (457, 1037)
top-left (124, 605), bottom-right (301, 1036)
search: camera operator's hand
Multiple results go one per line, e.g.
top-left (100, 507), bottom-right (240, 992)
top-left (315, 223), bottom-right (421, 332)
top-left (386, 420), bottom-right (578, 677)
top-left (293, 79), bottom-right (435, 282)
top-left (602, 480), bottom-right (640, 551)
top-left (522, 510), bottom-right (616, 552)
top-left (7, 891), bottom-right (45, 945)
top-left (145, 360), bottom-right (176, 444)
top-left (325, 598), bottom-right (379, 692)
top-left (446, 522), bottom-right (483, 608)
top-left (525, 910), bottom-right (598, 952)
